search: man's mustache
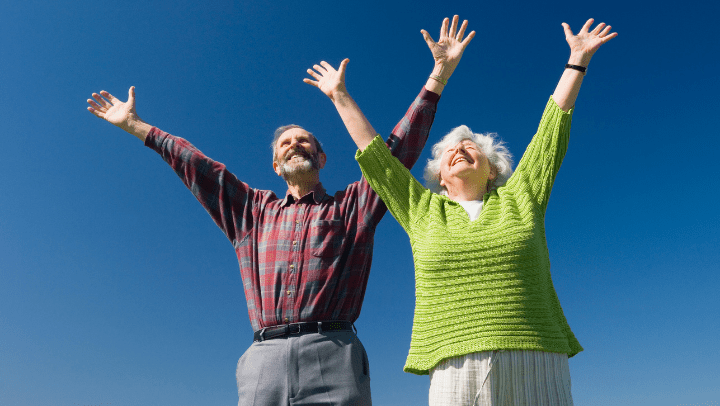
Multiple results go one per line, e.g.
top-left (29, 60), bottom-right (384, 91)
top-left (283, 148), bottom-right (314, 162)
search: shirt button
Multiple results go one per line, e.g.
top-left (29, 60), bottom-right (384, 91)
top-left (287, 290), bottom-right (292, 295)
top-left (289, 264), bottom-right (294, 270)
top-left (295, 220), bottom-right (300, 225)
top-left (292, 241), bottom-right (297, 246)
top-left (284, 317), bottom-right (289, 323)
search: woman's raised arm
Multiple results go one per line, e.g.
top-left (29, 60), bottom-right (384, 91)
top-left (552, 18), bottom-right (618, 112)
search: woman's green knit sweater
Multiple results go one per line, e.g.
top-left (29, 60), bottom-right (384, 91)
top-left (356, 97), bottom-right (583, 375)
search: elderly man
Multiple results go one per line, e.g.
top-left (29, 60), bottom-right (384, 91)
top-left (87, 16), bottom-right (474, 406)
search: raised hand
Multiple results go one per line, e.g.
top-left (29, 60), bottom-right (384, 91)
top-left (87, 86), bottom-right (151, 141)
top-left (88, 87), bottom-right (138, 127)
top-left (303, 59), bottom-right (350, 102)
top-left (421, 15), bottom-right (475, 81)
top-left (304, 58), bottom-right (376, 150)
top-left (562, 18), bottom-right (618, 66)
top-left (552, 19), bottom-right (618, 111)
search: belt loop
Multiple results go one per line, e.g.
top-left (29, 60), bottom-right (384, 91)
top-left (318, 321), bottom-right (323, 334)
top-left (352, 323), bottom-right (358, 335)
top-left (259, 327), bottom-right (267, 342)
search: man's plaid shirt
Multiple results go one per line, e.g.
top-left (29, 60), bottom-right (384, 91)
top-left (145, 88), bottom-right (439, 331)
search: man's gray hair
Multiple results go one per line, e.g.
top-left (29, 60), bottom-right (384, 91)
top-left (424, 125), bottom-right (514, 195)
top-left (271, 124), bottom-right (324, 162)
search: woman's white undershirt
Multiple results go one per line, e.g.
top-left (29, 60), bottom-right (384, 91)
top-left (458, 200), bottom-right (484, 222)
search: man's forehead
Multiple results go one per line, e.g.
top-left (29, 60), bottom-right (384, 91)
top-left (278, 127), bottom-right (313, 141)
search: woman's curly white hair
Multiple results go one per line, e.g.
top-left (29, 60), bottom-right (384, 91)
top-left (424, 125), bottom-right (514, 195)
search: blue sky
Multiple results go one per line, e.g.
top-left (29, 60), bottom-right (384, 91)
top-left (1, 1), bottom-right (719, 405)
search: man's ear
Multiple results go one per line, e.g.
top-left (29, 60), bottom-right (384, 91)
top-left (318, 152), bottom-right (327, 169)
top-left (273, 160), bottom-right (282, 177)
top-left (439, 175), bottom-right (446, 187)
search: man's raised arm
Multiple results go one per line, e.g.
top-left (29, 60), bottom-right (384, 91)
top-left (86, 85), bottom-right (260, 245)
top-left (303, 15), bottom-right (475, 153)
top-left (87, 86), bottom-right (153, 142)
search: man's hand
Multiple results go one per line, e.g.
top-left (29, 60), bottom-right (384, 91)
top-left (303, 59), bottom-right (350, 102)
top-left (87, 86), bottom-right (151, 141)
top-left (422, 15), bottom-right (475, 81)
top-left (562, 18), bottom-right (618, 66)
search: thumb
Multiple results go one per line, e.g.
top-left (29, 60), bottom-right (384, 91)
top-left (561, 23), bottom-right (573, 40)
top-left (338, 58), bottom-right (350, 78)
top-left (421, 29), bottom-right (436, 48)
top-left (128, 86), bottom-right (136, 107)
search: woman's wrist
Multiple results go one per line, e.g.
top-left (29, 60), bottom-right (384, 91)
top-left (567, 52), bottom-right (592, 67)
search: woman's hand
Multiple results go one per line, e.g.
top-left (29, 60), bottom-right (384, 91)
top-left (563, 18), bottom-right (618, 66)
top-left (552, 19), bottom-right (618, 111)
top-left (303, 59), bottom-right (350, 102)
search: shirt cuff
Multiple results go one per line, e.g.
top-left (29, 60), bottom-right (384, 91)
top-left (355, 134), bottom-right (387, 162)
top-left (144, 127), bottom-right (164, 148)
top-left (548, 95), bottom-right (574, 116)
top-left (419, 86), bottom-right (441, 104)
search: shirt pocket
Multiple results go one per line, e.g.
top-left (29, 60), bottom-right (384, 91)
top-left (310, 219), bottom-right (344, 257)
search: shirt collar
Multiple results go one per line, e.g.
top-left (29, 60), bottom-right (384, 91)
top-left (280, 182), bottom-right (327, 207)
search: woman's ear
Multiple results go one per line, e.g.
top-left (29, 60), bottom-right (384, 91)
top-left (488, 165), bottom-right (498, 180)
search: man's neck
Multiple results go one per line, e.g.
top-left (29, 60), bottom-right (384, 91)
top-left (284, 174), bottom-right (321, 200)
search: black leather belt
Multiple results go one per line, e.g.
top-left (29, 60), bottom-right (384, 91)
top-left (253, 321), bottom-right (354, 342)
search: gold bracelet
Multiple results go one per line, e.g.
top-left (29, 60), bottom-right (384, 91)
top-left (429, 75), bottom-right (447, 85)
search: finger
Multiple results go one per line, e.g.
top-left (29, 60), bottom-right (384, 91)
top-left (306, 69), bottom-right (321, 80)
top-left (319, 61), bottom-right (336, 73)
top-left (313, 64), bottom-right (328, 74)
top-left (599, 25), bottom-right (612, 37)
top-left (561, 22), bottom-right (573, 39)
top-left (449, 15), bottom-right (459, 39)
top-left (457, 20), bottom-right (468, 40)
top-left (440, 17), bottom-right (449, 39)
top-left (591, 22), bottom-right (606, 35)
top-left (87, 99), bottom-right (105, 111)
top-left (420, 29), bottom-right (436, 47)
top-left (337, 58), bottom-right (349, 77)
top-left (601, 31), bottom-right (618, 43)
top-left (581, 18), bottom-right (594, 33)
top-left (87, 106), bottom-right (104, 119)
top-left (101, 90), bottom-right (122, 105)
top-left (92, 93), bottom-right (111, 108)
top-left (303, 78), bottom-right (319, 87)
top-left (127, 86), bottom-right (135, 106)
top-left (461, 30), bottom-right (476, 47)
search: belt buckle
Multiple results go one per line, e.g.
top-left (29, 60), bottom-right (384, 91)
top-left (288, 323), bottom-right (301, 335)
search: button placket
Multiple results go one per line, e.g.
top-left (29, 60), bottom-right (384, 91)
top-left (286, 207), bottom-right (304, 323)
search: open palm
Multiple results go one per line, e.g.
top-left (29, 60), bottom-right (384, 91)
top-left (87, 87), bottom-right (138, 128)
top-left (304, 60), bottom-right (349, 101)
top-left (422, 15), bottom-right (475, 77)
top-left (563, 18), bottom-right (617, 60)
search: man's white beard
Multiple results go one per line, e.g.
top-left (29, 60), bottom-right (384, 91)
top-left (279, 152), bottom-right (319, 181)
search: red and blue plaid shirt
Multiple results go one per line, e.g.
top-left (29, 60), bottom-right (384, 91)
top-left (145, 87), bottom-right (439, 331)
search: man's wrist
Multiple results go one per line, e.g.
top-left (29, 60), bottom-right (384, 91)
top-left (330, 89), bottom-right (353, 105)
top-left (123, 117), bottom-right (152, 142)
top-left (431, 64), bottom-right (453, 81)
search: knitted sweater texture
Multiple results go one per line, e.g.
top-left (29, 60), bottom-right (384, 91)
top-left (356, 97), bottom-right (583, 375)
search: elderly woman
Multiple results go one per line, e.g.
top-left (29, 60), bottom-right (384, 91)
top-left (309, 17), bottom-right (617, 405)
